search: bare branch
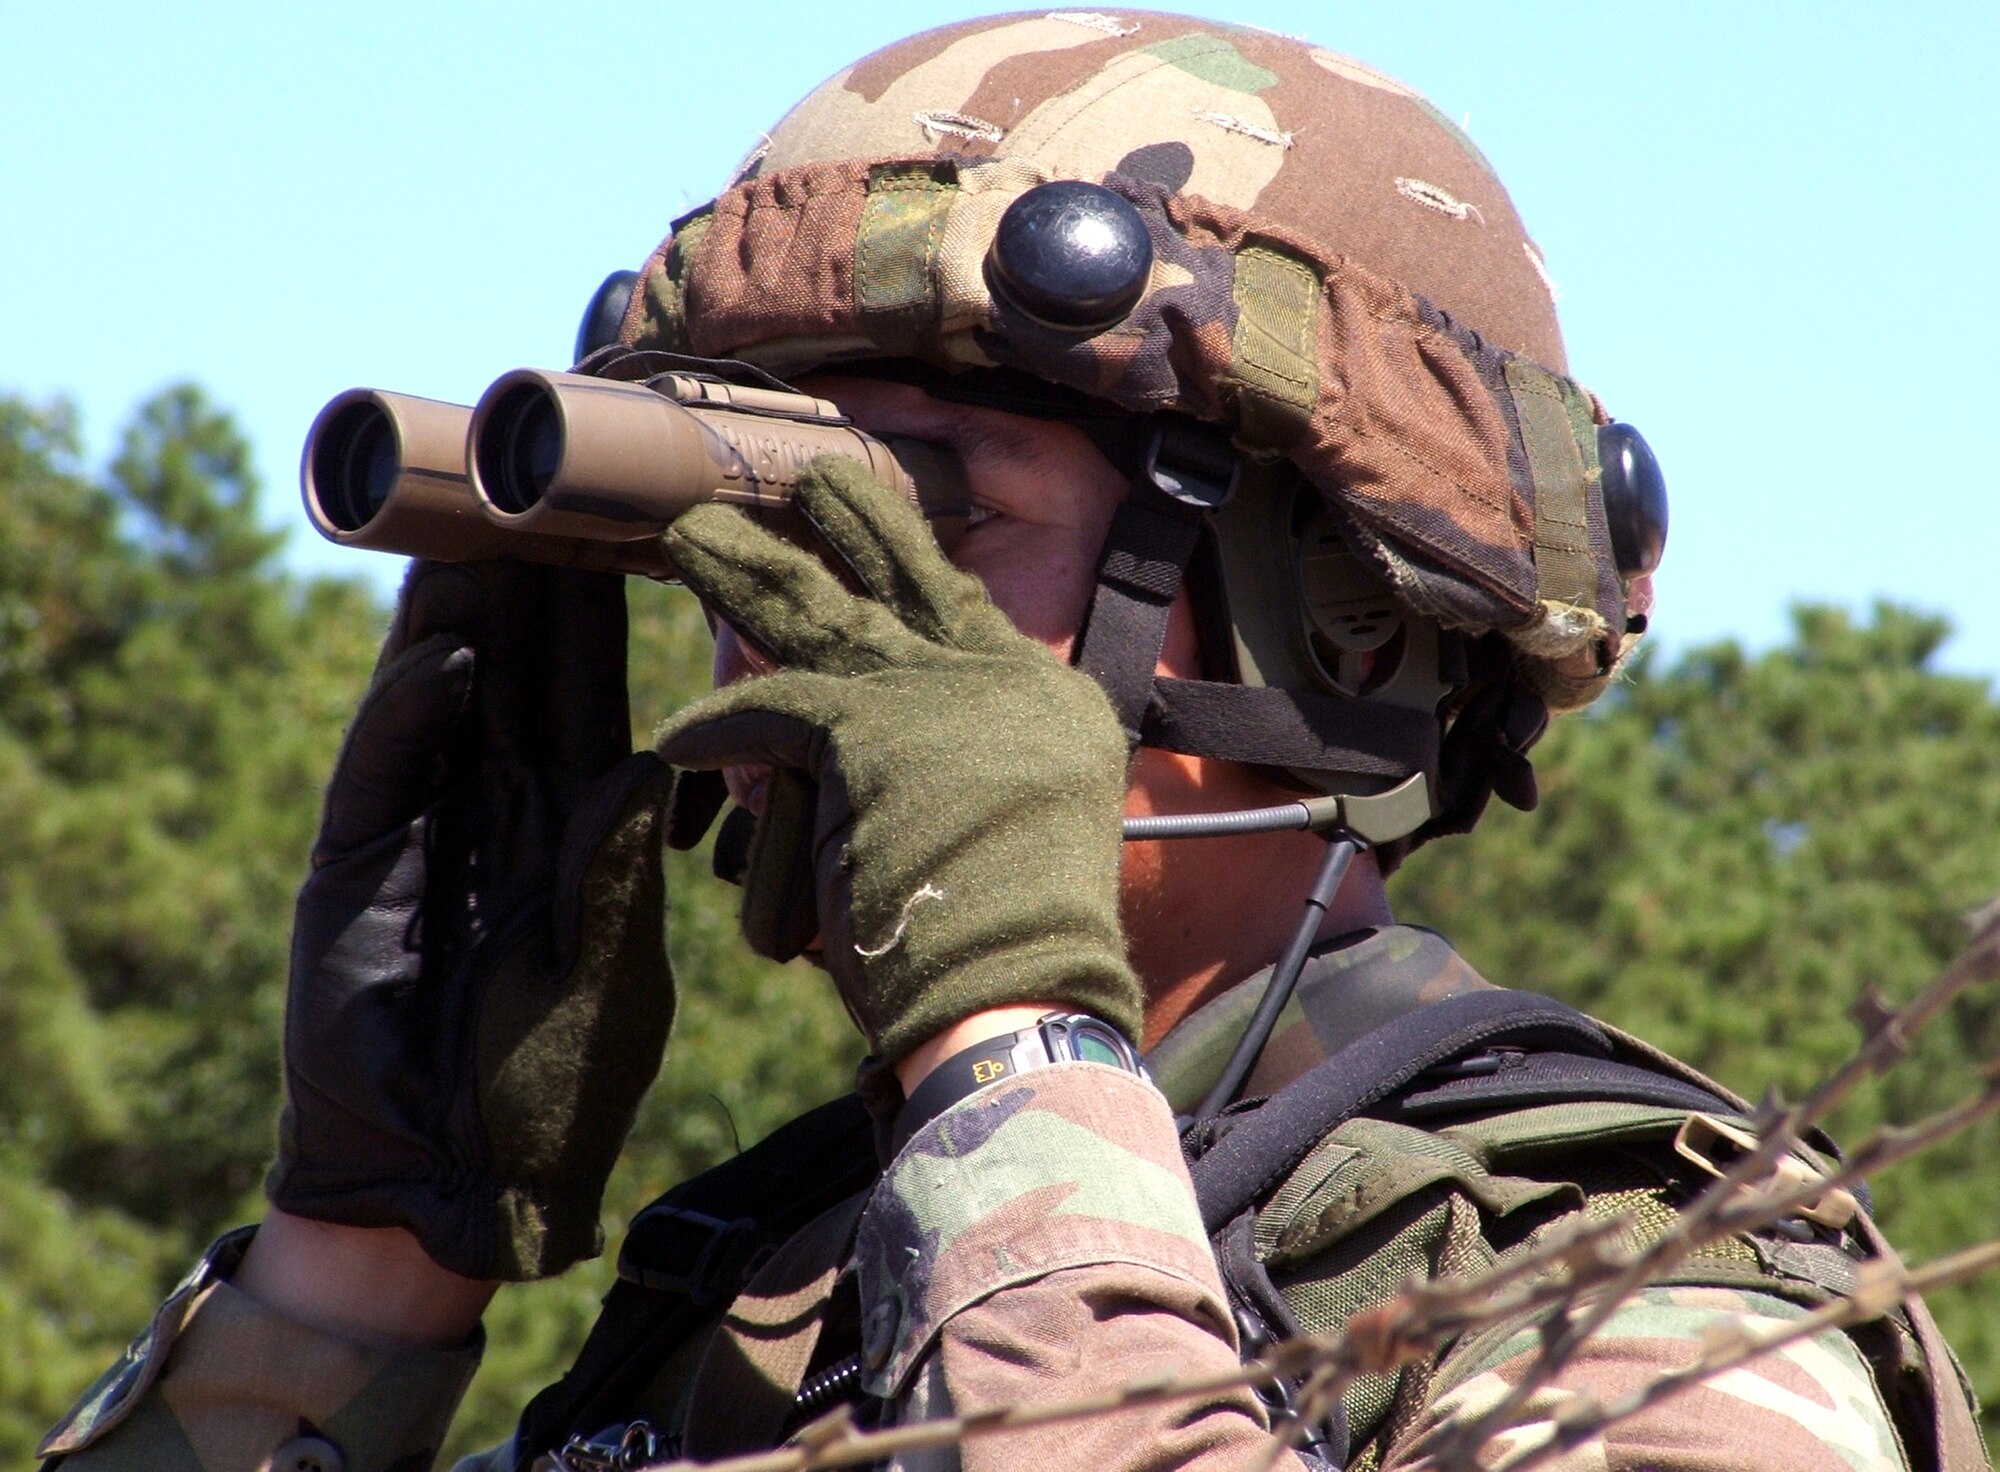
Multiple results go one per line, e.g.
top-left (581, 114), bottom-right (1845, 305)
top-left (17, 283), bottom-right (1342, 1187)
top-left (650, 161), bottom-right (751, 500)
top-left (1419, 910), bottom-right (2000, 1466)
top-left (1486, 1239), bottom-right (2000, 1472)
top-left (627, 910), bottom-right (2000, 1472)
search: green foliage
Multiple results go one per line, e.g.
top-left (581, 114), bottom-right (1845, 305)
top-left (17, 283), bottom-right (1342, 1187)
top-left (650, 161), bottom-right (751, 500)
top-left (0, 389), bottom-right (855, 1463)
top-left (2, 386), bottom-right (1994, 1457)
top-left (0, 388), bottom-right (383, 1454)
top-left (1396, 607), bottom-right (2000, 1431)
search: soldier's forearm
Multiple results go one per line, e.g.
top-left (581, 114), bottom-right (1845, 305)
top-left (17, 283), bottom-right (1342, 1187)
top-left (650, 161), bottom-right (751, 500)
top-left (235, 1209), bottom-right (497, 1350)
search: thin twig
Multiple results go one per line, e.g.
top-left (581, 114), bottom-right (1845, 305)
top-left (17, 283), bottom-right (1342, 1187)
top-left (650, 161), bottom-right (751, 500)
top-left (1422, 908), bottom-right (2000, 1467)
top-left (629, 910), bottom-right (2000, 1472)
top-left (1487, 1240), bottom-right (2000, 1472)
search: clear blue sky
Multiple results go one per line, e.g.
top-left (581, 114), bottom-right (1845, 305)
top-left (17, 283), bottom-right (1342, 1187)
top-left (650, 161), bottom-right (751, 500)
top-left (5, 2), bottom-right (1995, 677)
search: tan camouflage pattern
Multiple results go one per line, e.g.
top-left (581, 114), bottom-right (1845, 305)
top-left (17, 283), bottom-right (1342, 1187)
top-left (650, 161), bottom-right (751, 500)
top-left (44, 931), bottom-right (1956, 1472)
top-left (1390, 1285), bottom-right (1909, 1471)
top-left (42, 1231), bottom-right (479, 1472)
top-left (729, 13), bottom-right (1564, 371)
top-left (854, 1060), bottom-right (1230, 1397)
top-left (1147, 924), bottom-right (1496, 1115)
top-left (887, 1262), bottom-right (1280, 1472)
top-left (37, 1229), bottom-right (258, 1462)
top-left (622, 12), bottom-right (1636, 704)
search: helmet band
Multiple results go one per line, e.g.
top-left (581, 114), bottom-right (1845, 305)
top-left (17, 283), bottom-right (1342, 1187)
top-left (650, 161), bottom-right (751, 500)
top-left (628, 153), bottom-right (1632, 698)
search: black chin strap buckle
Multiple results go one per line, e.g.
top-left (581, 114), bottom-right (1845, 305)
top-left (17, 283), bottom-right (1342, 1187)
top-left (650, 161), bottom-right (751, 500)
top-left (1142, 421), bottom-right (1241, 511)
top-left (1073, 421), bottom-right (1241, 745)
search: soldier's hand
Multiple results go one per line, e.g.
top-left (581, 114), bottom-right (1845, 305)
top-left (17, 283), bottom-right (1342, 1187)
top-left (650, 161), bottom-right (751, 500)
top-left (656, 455), bottom-right (1142, 1067)
top-left (266, 561), bottom-right (675, 1282)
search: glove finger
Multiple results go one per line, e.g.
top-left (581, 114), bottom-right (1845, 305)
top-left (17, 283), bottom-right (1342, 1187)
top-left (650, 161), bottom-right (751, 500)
top-left (739, 767), bottom-right (822, 964)
top-left (664, 504), bottom-right (926, 676)
top-left (652, 670), bottom-right (842, 775)
top-left (463, 561), bottom-right (546, 777)
top-left (712, 804), bottom-right (756, 884)
top-left (549, 751), bottom-right (675, 972)
top-left (383, 560), bottom-right (488, 663)
top-left (665, 767), bottom-right (730, 851)
top-left (543, 569), bottom-right (633, 798)
top-left (795, 454), bottom-right (1016, 652)
top-left (316, 634), bottom-right (473, 859)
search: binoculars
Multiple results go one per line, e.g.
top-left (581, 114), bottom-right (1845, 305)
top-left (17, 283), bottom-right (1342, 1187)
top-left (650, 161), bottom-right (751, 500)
top-left (302, 366), bottom-right (973, 577)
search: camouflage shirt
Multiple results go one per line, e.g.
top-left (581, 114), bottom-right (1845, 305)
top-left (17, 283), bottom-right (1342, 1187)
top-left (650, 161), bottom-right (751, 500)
top-left (44, 927), bottom-right (1929, 1471)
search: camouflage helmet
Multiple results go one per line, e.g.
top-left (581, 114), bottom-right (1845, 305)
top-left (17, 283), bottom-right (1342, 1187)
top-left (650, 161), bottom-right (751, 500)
top-left (617, 11), bottom-right (1659, 847)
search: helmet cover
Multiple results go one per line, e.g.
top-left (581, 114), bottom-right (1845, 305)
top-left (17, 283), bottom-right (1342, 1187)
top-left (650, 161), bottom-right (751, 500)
top-left (622, 10), bottom-right (1640, 710)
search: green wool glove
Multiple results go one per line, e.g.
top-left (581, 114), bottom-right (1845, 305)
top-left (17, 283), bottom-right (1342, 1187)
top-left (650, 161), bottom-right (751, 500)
top-left (268, 561), bottom-right (676, 1281)
top-left (656, 456), bottom-right (1142, 1065)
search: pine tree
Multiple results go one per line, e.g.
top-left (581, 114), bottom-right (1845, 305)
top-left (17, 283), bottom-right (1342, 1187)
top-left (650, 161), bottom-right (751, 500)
top-left (0, 389), bottom-right (853, 1462)
top-left (1397, 607), bottom-right (2000, 1428)
top-left (5, 386), bottom-right (1995, 1455)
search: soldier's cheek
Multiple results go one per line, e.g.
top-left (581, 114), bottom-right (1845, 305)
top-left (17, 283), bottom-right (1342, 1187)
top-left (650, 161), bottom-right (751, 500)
top-left (947, 517), bottom-right (1107, 662)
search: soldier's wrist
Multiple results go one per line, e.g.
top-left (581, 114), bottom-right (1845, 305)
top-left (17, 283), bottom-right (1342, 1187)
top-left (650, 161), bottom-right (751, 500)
top-left (892, 1003), bottom-right (1064, 1095)
top-left (891, 1008), bottom-right (1148, 1156)
top-left (235, 1210), bottom-right (496, 1351)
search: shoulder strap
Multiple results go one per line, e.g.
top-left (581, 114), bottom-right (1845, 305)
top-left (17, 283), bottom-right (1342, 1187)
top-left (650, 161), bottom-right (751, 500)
top-left (1852, 1215), bottom-right (1990, 1472)
top-left (511, 1093), bottom-right (879, 1469)
top-left (1384, 1050), bottom-right (1734, 1123)
top-left (681, 1190), bottom-right (872, 1459)
top-left (1186, 989), bottom-right (1619, 1234)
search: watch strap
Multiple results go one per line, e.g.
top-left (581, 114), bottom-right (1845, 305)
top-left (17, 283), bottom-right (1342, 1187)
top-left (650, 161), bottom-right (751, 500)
top-left (890, 1014), bottom-right (1142, 1157)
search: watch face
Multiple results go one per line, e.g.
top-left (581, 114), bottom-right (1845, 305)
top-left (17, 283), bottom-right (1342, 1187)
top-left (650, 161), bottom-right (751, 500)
top-left (1068, 1022), bottom-right (1130, 1069)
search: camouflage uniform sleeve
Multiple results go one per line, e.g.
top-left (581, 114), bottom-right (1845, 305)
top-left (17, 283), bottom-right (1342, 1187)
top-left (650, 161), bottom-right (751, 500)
top-left (1382, 1285), bottom-right (1911, 1472)
top-left (40, 1228), bottom-right (483, 1472)
top-left (854, 1062), bottom-right (1310, 1471)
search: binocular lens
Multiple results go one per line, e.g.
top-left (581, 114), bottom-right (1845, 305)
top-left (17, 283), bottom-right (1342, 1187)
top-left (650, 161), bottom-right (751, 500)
top-left (478, 385), bottom-right (563, 514)
top-left (311, 401), bottom-right (401, 532)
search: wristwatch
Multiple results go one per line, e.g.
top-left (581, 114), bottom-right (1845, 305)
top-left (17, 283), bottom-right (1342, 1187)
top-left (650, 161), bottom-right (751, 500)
top-left (891, 1012), bottom-right (1149, 1155)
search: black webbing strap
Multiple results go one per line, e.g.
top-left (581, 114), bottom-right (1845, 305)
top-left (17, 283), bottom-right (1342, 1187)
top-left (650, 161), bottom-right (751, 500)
top-left (1072, 423), bottom-right (1241, 744)
top-left (1186, 990), bottom-right (1619, 1235)
top-left (1385, 1050), bottom-right (1734, 1121)
top-left (511, 1094), bottom-right (879, 1469)
top-left (1140, 679), bottom-right (1441, 777)
top-left (1075, 496), bottom-right (1208, 740)
top-left (1214, 1209), bottom-right (1349, 1466)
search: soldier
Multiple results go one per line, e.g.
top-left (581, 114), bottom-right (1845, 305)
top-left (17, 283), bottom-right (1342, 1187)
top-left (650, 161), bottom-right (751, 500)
top-left (41, 12), bottom-right (1985, 1472)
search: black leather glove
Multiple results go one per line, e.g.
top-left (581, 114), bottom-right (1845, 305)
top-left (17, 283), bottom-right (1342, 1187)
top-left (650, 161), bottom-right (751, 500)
top-left (265, 560), bottom-right (675, 1281)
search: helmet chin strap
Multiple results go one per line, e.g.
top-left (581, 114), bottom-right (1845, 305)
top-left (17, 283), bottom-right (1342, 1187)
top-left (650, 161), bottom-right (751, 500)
top-left (1068, 418), bottom-right (1240, 744)
top-left (834, 362), bottom-right (1446, 841)
top-left (1064, 419), bottom-right (1441, 844)
top-left (1058, 421), bottom-right (1420, 1119)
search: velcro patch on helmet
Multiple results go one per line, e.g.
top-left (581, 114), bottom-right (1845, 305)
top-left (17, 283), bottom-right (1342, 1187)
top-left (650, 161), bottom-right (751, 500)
top-left (627, 155), bottom-right (1625, 673)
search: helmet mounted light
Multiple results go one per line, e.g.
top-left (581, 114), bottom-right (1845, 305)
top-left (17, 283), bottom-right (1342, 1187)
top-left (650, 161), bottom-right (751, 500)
top-left (575, 269), bottom-right (641, 365)
top-left (984, 181), bottom-right (1154, 334)
top-left (1598, 422), bottom-right (1669, 577)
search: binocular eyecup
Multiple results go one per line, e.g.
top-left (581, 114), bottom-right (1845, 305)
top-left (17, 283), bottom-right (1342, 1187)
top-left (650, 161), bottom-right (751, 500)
top-left (475, 382), bottom-right (563, 517)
